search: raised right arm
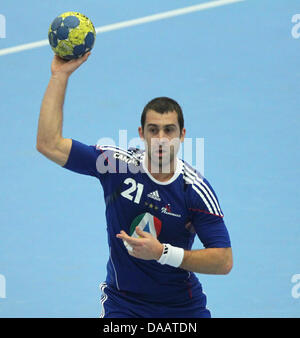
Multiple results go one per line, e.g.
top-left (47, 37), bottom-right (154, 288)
top-left (36, 53), bottom-right (91, 166)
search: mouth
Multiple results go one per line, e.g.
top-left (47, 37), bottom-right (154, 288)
top-left (154, 147), bottom-right (167, 158)
top-left (149, 144), bottom-right (172, 160)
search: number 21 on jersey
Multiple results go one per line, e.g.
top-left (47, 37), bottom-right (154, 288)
top-left (121, 178), bottom-right (144, 204)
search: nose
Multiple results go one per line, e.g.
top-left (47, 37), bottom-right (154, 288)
top-left (159, 128), bottom-right (171, 144)
top-left (158, 129), bottom-right (165, 140)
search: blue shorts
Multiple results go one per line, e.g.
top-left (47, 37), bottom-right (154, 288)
top-left (99, 282), bottom-right (211, 318)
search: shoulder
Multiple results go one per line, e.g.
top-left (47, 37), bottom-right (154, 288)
top-left (95, 144), bottom-right (144, 167)
top-left (181, 160), bottom-right (224, 218)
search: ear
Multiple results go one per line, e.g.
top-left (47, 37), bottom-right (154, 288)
top-left (180, 128), bottom-right (186, 142)
top-left (138, 126), bottom-right (144, 140)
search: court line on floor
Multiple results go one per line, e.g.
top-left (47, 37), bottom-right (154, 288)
top-left (0, 0), bottom-right (244, 56)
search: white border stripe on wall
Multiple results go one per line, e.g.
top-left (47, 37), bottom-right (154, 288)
top-left (0, 0), bottom-right (244, 57)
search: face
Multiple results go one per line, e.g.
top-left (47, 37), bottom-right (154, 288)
top-left (138, 110), bottom-right (186, 171)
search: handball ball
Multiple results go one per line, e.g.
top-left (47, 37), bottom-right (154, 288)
top-left (48, 12), bottom-right (96, 60)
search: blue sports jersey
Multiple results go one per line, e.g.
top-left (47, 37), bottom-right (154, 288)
top-left (63, 139), bottom-right (231, 304)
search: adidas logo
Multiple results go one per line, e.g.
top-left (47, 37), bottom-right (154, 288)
top-left (147, 190), bottom-right (161, 201)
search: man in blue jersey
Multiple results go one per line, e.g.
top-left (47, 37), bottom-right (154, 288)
top-left (37, 54), bottom-right (233, 318)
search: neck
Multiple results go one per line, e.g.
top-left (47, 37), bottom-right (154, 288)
top-left (145, 157), bottom-right (177, 182)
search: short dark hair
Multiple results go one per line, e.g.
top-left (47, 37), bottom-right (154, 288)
top-left (141, 97), bottom-right (184, 134)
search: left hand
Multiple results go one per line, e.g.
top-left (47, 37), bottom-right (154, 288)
top-left (116, 227), bottom-right (163, 260)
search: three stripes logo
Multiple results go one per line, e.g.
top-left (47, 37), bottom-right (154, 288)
top-left (147, 190), bottom-right (161, 201)
top-left (182, 164), bottom-right (223, 217)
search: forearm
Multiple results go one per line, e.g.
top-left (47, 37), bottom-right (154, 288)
top-left (179, 247), bottom-right (233, 275)
top-left (37, 73), bottom-right (69, 149)
top-left (117, 228), bottom-right (233, 275)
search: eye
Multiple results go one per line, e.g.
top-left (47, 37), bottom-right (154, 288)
top-left (149, 127), bottom-right (158, 134)
top-left (164, 127), bottom-right (174, 134)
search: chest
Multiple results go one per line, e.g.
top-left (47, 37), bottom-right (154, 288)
top-left (104, 173), bottom-right (192, 244)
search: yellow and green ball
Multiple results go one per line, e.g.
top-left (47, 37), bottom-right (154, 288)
top-left (48, 12), bottom-right (96, 60)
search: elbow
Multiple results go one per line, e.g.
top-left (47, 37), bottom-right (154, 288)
top-left (36, 135), bottom-right (54, 155)
top-left (221, 257), bottom-right (233, 275)
top-left (36, 142), bottom-right (43, 154)
top-left (222, 261), bottom-right (233, 275)
top-left (36, 134), bottom-right (61, 155)
top-left (36, 141), bottom-right (47, 155)
top-left (220, 247), bottom-right (233, 275)
top-left (36, 140), bottom-right (52, 156)
top-left (36, 134), bottom-right (44, 153)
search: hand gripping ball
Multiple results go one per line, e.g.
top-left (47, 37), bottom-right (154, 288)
top-left (48, 12), bottom-right (96, 60)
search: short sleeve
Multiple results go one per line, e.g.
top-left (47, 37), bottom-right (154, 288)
top-left (63, 139), bottom-right (116, 179)
top-left (188, 177), bottom-right (231, 248)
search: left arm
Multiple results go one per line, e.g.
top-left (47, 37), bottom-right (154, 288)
top-left (116, 227), bottom-right (233, 275)
top-left (180, 247), bottom-right (233, 275)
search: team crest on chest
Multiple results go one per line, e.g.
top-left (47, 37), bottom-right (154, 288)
top-left (129, 212), bottom-right (162, 238)
top-left (124, 212), bottom-right (162, 252)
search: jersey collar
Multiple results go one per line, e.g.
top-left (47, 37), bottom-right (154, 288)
top-left (141, 155), bottom-right (183, 185)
